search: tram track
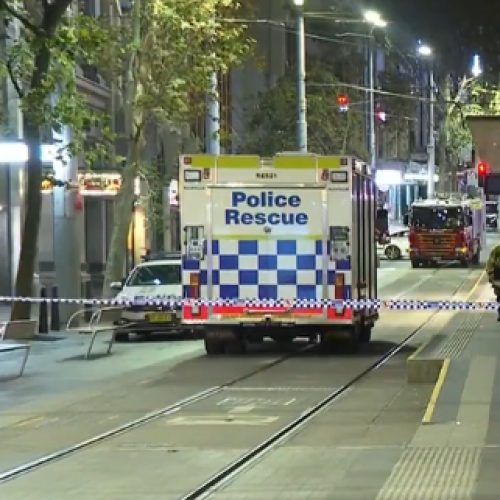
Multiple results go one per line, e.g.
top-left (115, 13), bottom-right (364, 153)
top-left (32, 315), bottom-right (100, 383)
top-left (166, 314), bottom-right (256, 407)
top-left (181, 267), bottom-right (483, 499)
top-left (0, 267), bottom-right (484, 494)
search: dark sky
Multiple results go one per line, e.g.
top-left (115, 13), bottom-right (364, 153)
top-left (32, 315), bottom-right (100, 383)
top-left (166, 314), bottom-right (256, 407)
top-left (371, 0), bottom-right (500, 74)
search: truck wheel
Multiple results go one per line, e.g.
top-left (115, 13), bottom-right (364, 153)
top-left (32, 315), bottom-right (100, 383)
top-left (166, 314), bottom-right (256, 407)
top-left (346, 324), bottom-right (362, 353)
top-left (320, 335), bottom-right (336, 353)
top-left (225, 339), bottom-right (247, 355)
top-left (460, 259), bottom-right (469, 268)
top-left (411, 260), bottom-right (419, 268)
top-left (114, 331), bottom-right (130, 342)
top-left (359, 323), bottom-right (372, 343)
top-left (204, 338), bottom-right (226, 355)
top-left (472, 251), bottom-right (480, 265)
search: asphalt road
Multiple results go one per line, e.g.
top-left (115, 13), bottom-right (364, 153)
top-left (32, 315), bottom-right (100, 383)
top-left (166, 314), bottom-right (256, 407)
top-left (0, 264), bottom-right (486, 499)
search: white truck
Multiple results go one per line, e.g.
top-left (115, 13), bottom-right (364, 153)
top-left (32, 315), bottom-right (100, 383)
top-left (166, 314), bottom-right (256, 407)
top-left (179, 153), bottom-right (378, 354)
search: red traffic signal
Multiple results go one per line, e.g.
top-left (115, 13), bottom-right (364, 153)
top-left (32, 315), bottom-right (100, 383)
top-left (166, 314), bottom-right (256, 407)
top-left (478, 162), bottom-right (487, 175)
top-left (337, 94), bottom-right (349, 106)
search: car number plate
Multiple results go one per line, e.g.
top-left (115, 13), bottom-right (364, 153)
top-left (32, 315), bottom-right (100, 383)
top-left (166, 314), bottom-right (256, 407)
top-left (147, 312), bottom-right (173, 323)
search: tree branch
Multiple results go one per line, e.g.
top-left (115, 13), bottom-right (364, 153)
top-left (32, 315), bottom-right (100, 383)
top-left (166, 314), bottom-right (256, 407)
top-left (0, 0), bottom-right (43, 35)
top-left (6, 58), bottom-right (23, 98)
top-left (448, 75), bottom-right (474, 117)
top-left (43, 0), bottom-right (73, 34)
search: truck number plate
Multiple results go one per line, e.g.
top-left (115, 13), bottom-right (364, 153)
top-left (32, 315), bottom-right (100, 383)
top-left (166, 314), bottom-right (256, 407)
top-left (147, 312), bottom-right (173, 323)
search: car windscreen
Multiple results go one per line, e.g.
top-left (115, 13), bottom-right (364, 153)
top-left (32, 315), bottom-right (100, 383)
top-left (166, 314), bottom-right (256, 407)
top-left (411, 206), bottom-right (463, 230)
top-left (126, 264), bottom-right (181, 286)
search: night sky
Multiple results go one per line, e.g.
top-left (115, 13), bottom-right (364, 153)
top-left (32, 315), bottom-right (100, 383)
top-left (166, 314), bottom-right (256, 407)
top-left (371, 0), bottom-right (499, 74)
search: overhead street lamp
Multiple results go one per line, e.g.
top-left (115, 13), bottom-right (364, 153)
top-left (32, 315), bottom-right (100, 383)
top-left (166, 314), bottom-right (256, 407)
top-left (418, 43), bottom-right (435, 198)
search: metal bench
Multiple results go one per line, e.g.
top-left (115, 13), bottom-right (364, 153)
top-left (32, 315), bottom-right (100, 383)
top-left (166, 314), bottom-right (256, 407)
top-left (0, 320), bottom-right (36, 378)
top-left (66, 307), bottom-right (130, 359)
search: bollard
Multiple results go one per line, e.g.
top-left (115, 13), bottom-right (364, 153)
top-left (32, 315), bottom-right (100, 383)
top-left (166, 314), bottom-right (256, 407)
top-left (84, 280), bottom-right (92, 322)
top-left (38, 286), bottom-right (49, 334)
top-left (50, 285), bottom-right (60, 331)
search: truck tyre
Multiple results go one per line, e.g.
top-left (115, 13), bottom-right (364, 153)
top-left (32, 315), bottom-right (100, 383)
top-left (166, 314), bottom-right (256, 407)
top-left (320, 336), bottom-right (336, 353)
top-left (114, 331), bottom-right (130, 342)
top-left (411, 260), bottom-right (419, 269)
top-left (204, 338), bottom-right (226, 355)
top-left (225, 339), bottom-right (247, 355)
top-left (359, 323), bottom-right (372, 343)
top-left (346, 324), bottom-right (362, 353)
top-left (460, 259), bottom-right (469, 268)
top-left (472, 251), bottom-right (480, 265)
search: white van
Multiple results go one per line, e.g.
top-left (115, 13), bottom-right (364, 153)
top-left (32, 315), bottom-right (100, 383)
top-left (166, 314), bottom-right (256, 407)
top-left (110, 252), bottom-right (182, 340)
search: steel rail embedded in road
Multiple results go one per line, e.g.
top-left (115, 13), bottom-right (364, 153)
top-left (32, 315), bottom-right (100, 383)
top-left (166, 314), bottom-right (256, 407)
top-left (0, 267), bottom-right (481, 488)
top-left (181, 269), bottom-right (483, 499)
top-left (0, 343), bottom-right (315, 484)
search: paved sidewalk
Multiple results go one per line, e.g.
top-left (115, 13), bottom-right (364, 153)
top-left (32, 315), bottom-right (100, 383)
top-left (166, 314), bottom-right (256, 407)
top-left (0, 336), bottom-right (205, 413)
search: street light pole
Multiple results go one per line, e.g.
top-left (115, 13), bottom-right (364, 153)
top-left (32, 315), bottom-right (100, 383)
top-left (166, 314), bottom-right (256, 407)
top-left (363, 10), bottom-right (387, 172)
top-left (417, 43), bottom-right (435, 198)
top-left (294, 0), bottom-right (307, 152)
top-left (368, 35), bottom-right (376, 172)
top-left (428, 68), bottom-right (436, 198)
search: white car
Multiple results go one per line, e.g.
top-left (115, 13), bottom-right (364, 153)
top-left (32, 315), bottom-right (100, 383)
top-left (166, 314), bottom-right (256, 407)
top-left (377, 228), bottom-right (410, 260)
top-left (110, 253), bottom-right (182, 340)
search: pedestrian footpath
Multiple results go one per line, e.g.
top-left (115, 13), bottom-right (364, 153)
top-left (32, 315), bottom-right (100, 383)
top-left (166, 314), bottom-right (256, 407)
top-left (378, 291), bottom-right (500, 499)
top-left (0, 334), bottom-right (204, 415)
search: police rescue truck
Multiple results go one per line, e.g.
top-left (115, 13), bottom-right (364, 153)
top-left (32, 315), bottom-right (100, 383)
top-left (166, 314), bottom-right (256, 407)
top-left (179, 153), bottom-right (378, 354)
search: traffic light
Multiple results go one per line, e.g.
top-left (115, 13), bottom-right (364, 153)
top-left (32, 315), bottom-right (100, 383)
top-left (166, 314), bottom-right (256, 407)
top-left (376, 110), bottom-right (387, 123)
top-left (337, 94), bottom-right (349, 112)
top-left (478, 162), bottom-right (487, 188)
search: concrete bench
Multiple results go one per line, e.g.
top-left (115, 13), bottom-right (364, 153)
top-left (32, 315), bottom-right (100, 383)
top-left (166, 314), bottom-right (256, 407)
top-left (0, 320), bottom-right (36, 378)
top-left (66, 307), bottom-right (131, 359)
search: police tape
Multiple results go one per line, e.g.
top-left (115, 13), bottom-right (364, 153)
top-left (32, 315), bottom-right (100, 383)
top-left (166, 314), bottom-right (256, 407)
top-left (0, 296), bottom-right (498, 310)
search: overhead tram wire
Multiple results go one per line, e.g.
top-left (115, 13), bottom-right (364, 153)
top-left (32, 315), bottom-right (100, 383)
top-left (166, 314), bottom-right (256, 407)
top-left (224, 17), bottom-right (448, 105)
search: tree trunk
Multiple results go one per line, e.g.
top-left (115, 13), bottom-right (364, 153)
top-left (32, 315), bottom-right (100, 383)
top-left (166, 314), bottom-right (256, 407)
top-left (10, 124), bottom-right (44, 320)
top-left (10, 44), bottom-right (51, 321)
top-left (101, 140), bottom-right (140, 297)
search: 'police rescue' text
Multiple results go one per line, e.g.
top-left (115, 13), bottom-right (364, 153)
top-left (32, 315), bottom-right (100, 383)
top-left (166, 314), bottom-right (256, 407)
top-left (225, 191), bottom-right (308, 226)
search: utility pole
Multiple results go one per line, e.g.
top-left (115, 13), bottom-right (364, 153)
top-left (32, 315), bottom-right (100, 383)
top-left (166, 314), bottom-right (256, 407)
top-left (368, 34), bottom-right (376, 171)
top-left (293, 0), bottom-right (307, 151)
top-left (427, 67), bottom-right (436, 197)
top-left (206, 71), bottom-right (220, 154)
top-left (438, 76), bottom-right (450, 193)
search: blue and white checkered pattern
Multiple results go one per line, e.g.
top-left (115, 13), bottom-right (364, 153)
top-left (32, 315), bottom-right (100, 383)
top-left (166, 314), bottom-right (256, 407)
top-left (182, 239), bottom-right (352, 301)
top-left (0, 295), bottom-right (496, 310)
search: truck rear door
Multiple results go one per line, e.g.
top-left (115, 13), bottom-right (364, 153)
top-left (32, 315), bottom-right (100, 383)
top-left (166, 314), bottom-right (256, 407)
top-left (206, 185), bottom-right (326, 311)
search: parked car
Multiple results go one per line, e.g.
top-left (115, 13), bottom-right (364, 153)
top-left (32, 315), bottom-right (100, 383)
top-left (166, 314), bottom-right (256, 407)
top-left (377, 228), bottom-right (409, 260)
top-left (109, 252), bottom-right (182, 341)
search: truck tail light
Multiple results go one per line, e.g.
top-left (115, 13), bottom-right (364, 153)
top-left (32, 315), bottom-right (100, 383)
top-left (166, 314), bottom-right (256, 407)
top-left (409, 230), bottom-right (418, 246)
top-left (189, 272), bottom-right (200, 299)
top-left (335, 273), bottom-right (345, 300)
top-left (334, 274), bottom-right (346, 315)
top-left (455, 232), bottom-right (466, 246)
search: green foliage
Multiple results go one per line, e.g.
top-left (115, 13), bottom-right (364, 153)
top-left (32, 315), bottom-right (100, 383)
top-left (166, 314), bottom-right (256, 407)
top-left (101, 0), bottom-right (254, 290)
top-left (447, 79), bottom-right (500, 162)
top-left (99, 0), bottom-right (253, 138)
top-left (0, 4), bottom-right (113, 163)
top-left (240, 63), bottom-right (367, 159)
